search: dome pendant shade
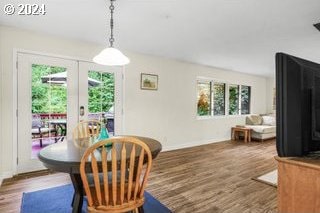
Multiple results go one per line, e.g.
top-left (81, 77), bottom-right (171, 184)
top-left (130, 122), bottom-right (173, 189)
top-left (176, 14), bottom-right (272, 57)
top-left (93, 47), bottom-right (130, 66)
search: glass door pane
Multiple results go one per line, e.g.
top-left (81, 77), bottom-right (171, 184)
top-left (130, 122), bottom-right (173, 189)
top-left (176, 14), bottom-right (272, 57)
top-left (88, 71), bottom-right (115, 135)
top-left (78, 62), bottom-right (123, 136)
top-left (31, 64), bottom-right (67, 158)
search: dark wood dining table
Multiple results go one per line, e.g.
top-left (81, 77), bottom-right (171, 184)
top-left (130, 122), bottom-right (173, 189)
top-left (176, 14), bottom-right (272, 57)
top-left (38, 136), bottom-right (162, 213)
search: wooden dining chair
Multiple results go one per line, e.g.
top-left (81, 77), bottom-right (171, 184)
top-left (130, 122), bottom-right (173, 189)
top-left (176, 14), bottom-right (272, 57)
top-left (73, 120), bottom-right (101, 139)
top-left (80, 137), bottom-right (153, 213)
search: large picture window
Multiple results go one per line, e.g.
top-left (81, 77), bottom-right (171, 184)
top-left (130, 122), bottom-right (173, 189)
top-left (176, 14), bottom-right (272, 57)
top-left (197, 79), bottom-right (251, 117)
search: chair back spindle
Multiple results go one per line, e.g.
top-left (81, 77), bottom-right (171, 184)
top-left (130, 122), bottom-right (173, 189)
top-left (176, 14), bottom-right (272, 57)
top-left (80, 137), bottom-right (153, 213)
top-left (72, 120), bottom-right (101, 146)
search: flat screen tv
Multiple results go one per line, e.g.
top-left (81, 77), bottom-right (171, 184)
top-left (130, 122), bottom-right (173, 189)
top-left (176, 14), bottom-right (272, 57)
top-left (276, 53), bottom-right (320, 157)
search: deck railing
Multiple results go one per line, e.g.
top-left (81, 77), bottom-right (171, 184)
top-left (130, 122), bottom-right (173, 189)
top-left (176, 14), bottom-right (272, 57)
top-left (32, 112), bottom-right (114, 133)
top-left (36, 113), bottom-right (67, 120)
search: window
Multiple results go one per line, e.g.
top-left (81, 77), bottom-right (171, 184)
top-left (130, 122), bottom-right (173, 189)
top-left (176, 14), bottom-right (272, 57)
top-left (213, 83), bottom-right (225, 116)
top-left (197, 81), bottom-right (211, 116)
top-left (197, 79), bottom-right (251, 117)
top-left (241, 86), bottom-right (251, 115)
top-left (229, 85), bottom-right (239, 115)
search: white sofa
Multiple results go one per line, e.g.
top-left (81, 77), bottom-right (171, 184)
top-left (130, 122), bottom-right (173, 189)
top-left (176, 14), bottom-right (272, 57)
top-left (245, 114), bottom-right (276, 141)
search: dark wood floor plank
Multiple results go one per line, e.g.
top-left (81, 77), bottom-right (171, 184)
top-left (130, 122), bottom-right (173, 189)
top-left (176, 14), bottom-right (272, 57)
top-left (0, 139), bottom-right (277, 213)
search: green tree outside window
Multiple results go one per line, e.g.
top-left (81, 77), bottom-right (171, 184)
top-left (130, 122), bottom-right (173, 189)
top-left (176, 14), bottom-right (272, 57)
top-left (31, 65), bottom-right (115, 114)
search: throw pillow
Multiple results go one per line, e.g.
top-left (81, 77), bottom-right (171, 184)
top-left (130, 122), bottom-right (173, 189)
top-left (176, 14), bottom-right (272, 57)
top-left (262, 116), bottom-right (276, 126)
top-left (246, 114), bottom-right (263, 125)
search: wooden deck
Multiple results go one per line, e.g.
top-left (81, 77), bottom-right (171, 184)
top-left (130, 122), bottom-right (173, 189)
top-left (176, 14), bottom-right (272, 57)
top-left (0, 139), bottom-right (277, 213)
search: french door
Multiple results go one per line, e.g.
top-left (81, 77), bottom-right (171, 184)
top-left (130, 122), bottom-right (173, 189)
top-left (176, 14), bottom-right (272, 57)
top-left (17, 53), bottom-right (123, 173)
top-left (78, 62), bottom-right (123, 135)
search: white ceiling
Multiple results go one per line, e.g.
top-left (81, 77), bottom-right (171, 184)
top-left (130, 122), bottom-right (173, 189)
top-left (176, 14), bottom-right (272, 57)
top-left (1, 0), bottom-right (320, 77)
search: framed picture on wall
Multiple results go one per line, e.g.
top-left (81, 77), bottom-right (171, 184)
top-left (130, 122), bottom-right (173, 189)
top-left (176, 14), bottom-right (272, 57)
top-left (140, 73), bottom-right (158, 90)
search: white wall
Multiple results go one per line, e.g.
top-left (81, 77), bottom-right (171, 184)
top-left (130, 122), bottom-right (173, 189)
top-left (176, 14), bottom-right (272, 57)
top-left (0, 25), bottom-right (268, 178)
top-left (124, 53), bottom-right (267, 150)
top-left (0, 26), bottom-right (2, 182)
top-left (0, 25), bottom-right (104, 179)
top-left (266, 77), bottom-right (275, 114)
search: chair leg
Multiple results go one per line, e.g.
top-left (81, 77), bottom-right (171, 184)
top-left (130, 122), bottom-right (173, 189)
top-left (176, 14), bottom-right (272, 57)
top-left (138, 206), bottom-right (144, 213)
top-left (54, 131), bottom-right (58, 143)
top-left (40, 133), bottom-right (43, 147)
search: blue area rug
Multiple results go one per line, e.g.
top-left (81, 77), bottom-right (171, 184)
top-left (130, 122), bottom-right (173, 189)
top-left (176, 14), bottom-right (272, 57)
top-left (21, 184), bottom-right (171, 213)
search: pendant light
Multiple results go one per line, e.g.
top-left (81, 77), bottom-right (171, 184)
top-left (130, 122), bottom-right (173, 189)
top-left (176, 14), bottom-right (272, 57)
top-left (93, 0), bottom-right (130, 66)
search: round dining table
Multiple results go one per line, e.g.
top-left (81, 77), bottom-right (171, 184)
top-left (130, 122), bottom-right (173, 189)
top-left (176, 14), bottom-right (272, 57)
top-left (38, 136), bottom-right (162, 213)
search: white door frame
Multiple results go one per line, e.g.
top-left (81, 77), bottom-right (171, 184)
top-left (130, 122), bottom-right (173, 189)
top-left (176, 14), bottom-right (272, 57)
top-left (12, 49), bottom-right (125, 175)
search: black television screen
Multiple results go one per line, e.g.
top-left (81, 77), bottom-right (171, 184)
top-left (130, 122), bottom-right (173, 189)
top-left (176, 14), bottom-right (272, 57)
top-left (276, 53), bottom-right (320, 157)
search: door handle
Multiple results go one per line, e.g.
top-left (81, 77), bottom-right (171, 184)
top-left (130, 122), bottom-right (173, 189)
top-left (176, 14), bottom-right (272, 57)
top-left (80, 106), bottom-right (85, 116)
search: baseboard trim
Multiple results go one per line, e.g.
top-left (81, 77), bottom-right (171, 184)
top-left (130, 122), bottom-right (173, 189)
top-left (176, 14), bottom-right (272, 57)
top-left (162, 137), bottom-right (229, 151)
top-left (0, 171), bottom-right (14, 186)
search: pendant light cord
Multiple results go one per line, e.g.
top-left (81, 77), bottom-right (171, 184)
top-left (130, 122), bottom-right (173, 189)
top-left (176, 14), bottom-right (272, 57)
top-left (93, 0), bottom-right (130, 65)
top-left (109, 0), bottom-right (115, 47)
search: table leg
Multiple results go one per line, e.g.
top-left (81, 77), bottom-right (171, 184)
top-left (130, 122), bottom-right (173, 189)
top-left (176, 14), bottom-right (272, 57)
top-left (231, 128), bottom-right (234, 140)
top-left (56, 124), bottom-right (66, 141)
top-left (62, 124), bottom-right (67, 139)
top-left (70, 173), bottom-right (84, 213)
top-left (244, 131), bottom-right (247, 143)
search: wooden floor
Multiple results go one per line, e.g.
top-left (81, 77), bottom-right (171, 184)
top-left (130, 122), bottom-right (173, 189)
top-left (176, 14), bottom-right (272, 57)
top-left (0, 139), bottom-right (278, 213)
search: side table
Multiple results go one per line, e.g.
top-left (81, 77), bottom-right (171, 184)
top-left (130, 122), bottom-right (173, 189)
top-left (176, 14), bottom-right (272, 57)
top-left (231, 127), bottom-right (251, 143)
